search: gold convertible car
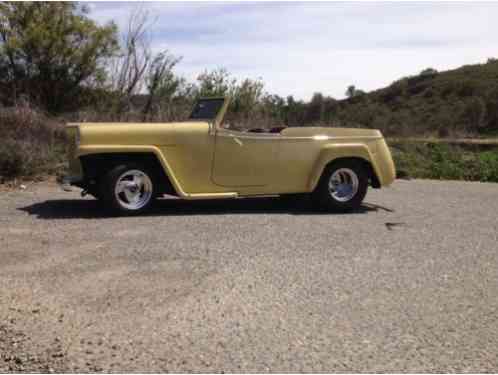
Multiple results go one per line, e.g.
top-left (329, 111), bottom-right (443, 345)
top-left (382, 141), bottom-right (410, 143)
top-left (63, 97), bottom-right (396, 215)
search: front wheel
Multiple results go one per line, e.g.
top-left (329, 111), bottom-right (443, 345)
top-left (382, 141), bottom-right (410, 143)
top-left (313, 160), bottom-right (368, 212)
top-left (100, 164), bottom-right (156, 215)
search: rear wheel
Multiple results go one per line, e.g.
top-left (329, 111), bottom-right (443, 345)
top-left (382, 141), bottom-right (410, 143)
top-left (313, 160), bottom-right (368, 212)
top-left (100, 164), bottom-right (156, 215)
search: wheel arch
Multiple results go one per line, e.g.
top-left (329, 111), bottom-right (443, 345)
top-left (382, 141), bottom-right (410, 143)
top-left (308, 145), bottom-right (382, 191)
top-left (78, 151), bottom-right (177, 196)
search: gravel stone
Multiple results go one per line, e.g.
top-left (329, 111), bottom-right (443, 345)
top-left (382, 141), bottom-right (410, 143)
top-left (0, 179), bottom-right (497, 372)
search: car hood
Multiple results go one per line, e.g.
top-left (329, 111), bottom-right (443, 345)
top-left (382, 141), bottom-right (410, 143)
top-left (70, 121), bottom-right (208, 146)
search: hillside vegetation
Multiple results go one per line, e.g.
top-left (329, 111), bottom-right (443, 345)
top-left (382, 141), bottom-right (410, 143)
top-left (0, 2), bottom-right (497, 182)
top-left (333, 62), bottom-right (498, 138)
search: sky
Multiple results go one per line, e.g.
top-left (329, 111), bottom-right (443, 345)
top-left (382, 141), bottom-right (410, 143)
top-left (88, 1), bottom-right (498, 100)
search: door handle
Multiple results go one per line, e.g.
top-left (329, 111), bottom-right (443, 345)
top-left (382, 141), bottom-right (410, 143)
top-left (233, 137), bottom-right (243, 146)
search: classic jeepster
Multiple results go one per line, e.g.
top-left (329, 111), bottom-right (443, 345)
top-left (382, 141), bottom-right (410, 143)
top-left (63, 97), bottom-right (396, 215)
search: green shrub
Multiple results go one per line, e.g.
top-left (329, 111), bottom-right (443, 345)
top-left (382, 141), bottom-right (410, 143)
top-left (390, 141), bottom-right (498, 182)
top-left (428, 144), bottom-right (465, 180)
top-left (478, 151), bottom-right (498, 182)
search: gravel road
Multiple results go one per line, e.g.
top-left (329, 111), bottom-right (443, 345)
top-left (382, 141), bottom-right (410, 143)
top-left (1, 179), bottom-right (497, 372)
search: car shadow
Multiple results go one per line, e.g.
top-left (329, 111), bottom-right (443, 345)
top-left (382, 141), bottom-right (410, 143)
top-left (18, 197), bottom-right (393, 220)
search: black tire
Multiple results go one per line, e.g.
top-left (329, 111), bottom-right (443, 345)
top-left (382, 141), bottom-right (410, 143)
top-left (99, 163), bottom-right (156, 215)
top-left (312, 159), bottom-right (368, 212)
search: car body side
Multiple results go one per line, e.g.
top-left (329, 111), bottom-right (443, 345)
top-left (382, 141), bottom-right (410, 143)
top-left (65, 100), bottom-right (396, 199)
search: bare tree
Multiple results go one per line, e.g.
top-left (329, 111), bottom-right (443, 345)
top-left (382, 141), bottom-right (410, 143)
top-left (142, 51), bottom-right (182, 121)
top-left (109, 6), bottom-right (154, 116)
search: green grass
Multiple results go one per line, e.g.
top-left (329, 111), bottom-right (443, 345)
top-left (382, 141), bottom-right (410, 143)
top-left (390, 141), bottom-right (498, 182)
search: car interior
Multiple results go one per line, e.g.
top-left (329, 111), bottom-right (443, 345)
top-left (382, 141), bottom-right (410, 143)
top-left (246, 126), bottom-right (287, 134)
top-left (190, 98), bottom-right (288, 135)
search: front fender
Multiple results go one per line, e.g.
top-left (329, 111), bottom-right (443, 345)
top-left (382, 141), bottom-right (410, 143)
top-left (308, 143), bottom-right (381, 191)
top-left (77, 145), bottom-right (187, 197)
top-left (76, 145), bottom-right (237, 200)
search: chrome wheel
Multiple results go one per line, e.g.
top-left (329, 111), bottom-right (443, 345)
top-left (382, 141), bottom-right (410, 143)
top-left (114, 170), bottom-right (153, 210)
top-left (328, 168), bottom-right (359, 202)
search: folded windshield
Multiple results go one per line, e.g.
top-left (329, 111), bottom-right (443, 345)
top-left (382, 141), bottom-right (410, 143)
top-left (189, 98), bottom-right (225, 120)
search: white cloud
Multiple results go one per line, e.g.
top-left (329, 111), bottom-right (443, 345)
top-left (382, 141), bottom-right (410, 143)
top-left (89, 1), bottom-right (498, 100)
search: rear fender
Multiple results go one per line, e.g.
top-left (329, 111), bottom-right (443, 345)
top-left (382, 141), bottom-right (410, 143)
top-left (308, 143), bottom-right (381, 191)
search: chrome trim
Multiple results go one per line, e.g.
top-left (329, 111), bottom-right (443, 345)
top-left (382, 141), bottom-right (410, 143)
top-left (216, 131), bottom-right (381, 141)
top-left (208, 121), bottom-right (216, 136)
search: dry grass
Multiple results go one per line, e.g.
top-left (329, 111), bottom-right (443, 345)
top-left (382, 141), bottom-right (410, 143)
top-left (0, 104), bottom-right (66, 181)
top-left (2, 101), bottom-right (498, 184)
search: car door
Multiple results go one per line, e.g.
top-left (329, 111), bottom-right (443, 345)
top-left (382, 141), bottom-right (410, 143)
top-left (212, 129), bottom-right (280, 187)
